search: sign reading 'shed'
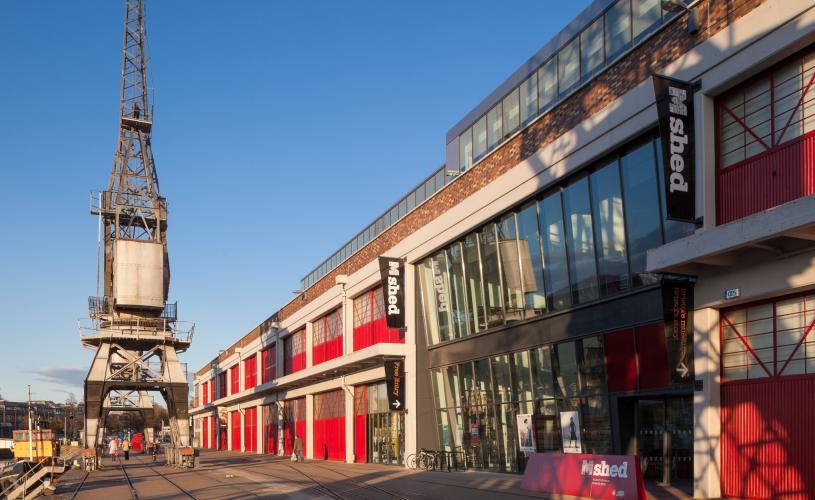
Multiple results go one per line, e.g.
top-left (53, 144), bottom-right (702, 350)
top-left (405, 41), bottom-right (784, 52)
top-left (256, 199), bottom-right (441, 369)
top-left (654, 74), bottom-right (696, 223)
top-left (378, 256), bottom-right (405, 329)
top-left (521, 453), bottom-right (647, 499)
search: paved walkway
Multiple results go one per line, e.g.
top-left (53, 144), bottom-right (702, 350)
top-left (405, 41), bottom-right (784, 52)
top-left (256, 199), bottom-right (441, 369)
top-left (50, 450), bottom-right (692, 499)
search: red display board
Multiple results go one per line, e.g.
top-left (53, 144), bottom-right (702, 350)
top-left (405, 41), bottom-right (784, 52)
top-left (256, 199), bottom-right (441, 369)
top-left (521, 453), bottom-right (646, 499)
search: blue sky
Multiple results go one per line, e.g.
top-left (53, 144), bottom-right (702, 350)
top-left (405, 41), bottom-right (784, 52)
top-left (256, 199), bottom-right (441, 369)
top-left (0, 1), bottom-right (591, 403)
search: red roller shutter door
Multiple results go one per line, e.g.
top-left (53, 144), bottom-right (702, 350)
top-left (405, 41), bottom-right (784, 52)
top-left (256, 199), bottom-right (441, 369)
top-left (202, 417), bottom-right (209, 448)
top-left (231, 410), bottom-right (241, 451)
top-left (354, 386), bottom-right (367, 463)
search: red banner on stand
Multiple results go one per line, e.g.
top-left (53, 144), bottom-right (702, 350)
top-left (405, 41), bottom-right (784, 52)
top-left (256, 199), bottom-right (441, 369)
top-left (521, 453), bottom-right (646, 499)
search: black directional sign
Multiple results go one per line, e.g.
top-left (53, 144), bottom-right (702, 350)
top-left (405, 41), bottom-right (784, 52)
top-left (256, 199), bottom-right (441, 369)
top-left (384, 359), bottom-right (405, 411)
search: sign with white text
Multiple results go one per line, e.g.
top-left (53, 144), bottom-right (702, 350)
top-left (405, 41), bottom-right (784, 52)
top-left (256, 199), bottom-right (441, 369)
top-left (378, 257), bottom-right (405, 329)
top-left (384, 359), bottom-right (405, 411)
top-left (521, 453), bottom-right (647, 499)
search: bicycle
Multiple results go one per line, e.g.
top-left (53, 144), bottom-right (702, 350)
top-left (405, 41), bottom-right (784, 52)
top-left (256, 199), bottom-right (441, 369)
top-left (406, 448), bottom-right (435, 470)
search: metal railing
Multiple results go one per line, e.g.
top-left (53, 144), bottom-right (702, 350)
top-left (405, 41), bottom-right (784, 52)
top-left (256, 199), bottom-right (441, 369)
top-left (77, 317), bottom-right (195, 343)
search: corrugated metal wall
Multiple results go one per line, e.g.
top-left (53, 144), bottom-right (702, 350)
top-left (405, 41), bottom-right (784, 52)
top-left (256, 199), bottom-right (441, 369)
top-left (718, 132), bottom-right (815, 224)
top-left (722, 376), bottom-right (815, 499)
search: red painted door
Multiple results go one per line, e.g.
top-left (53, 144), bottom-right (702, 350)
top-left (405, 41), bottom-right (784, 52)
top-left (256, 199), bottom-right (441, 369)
top-left (244, 407), bottom-right (257, 453)
top-left (263, 405), bottom-right (278, 455)
top-left (219, 422), bottom-right (227, 450)
top-left (211, 417), bottom-right (217, 450)
top-left (354, 386), bottom-right (367, 463)
top-left (231, 411), bottom-right (241, 451)
top-left (202, 417), bottom-right (209, 448)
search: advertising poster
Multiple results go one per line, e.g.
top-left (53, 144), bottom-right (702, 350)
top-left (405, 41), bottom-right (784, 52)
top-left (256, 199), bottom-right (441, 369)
top-left (560, 410), bottom-right (582, 454)
top-left (516, 414), bottom-right (536, 453)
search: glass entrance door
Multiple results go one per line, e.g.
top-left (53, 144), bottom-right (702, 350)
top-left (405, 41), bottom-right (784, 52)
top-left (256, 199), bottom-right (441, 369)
top-left (367, 412), bottom-right (404, 465)
top-left (636, 397), bottom-right (692, 484)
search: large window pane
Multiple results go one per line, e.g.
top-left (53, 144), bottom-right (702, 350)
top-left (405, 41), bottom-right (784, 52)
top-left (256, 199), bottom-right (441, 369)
top-left (480, 223), bottom-right (504, 328)
top-left (503, 89), bottom-right (521, 137)
top-left (632, 0), bottom-right (660, 40)
top-left (463, 233), bottom-right (486, 334)
top-left (516, 203), bottom-right (546, 315)
top-left (539, 193), bottom-right (572, 310)
top-left (655, 139), bottom-right (695, 242)
top-left (520, 73), bottom-right (538, 125)
top-left (473, 116), bottom-right (487, 162)
top-left (512, 351), bottom-right (534, 402)
top-left (581, 18), bottom-right (604, 80)
top-left (497, 214), bottom-right (524, 322)
top-left (448, 242), bottom-right (470, 338)
top-left (579, 336), bottom-right (608, 394)
top-left (473, 359), bottom-right (494, 406)
top-left (538, 59), bottom-right (558, 111)
top-left (459, 128), bottom-right (473, 172)
top-left (606, 0), bottom-right (632, 61)
top-left (558, 38), bottom-right (580, 95)
top-left (621, 141), bottom-right (662, 286)
top-left (563, 178), bottom-right (599, 303)
top-left (590, 160), bottom-right (629, 296)
top-left (418, 257), bottom-right (441, 345)
top-left (487, 102), bottom-right (503, 150)
top-left (581, 396), bottom-right (612, 454)
top-left (532, 346), bottom-right (557, 399)
top-left (554, 341), bottom-right (580, 397)
top-left (459, 361), bottom-right (476, 406)
top-left (491, 355), bottom-right (512, 404)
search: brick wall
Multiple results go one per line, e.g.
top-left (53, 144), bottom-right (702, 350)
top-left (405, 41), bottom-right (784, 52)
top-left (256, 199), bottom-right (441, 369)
top-left (196, 0), bottom-right (765, 379)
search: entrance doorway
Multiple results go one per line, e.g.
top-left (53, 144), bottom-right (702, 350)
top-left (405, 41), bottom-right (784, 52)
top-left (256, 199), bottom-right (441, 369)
top-left (618, 396), bottom-right (692, 484)
top-left (367, 412), bottom-right (404, 465)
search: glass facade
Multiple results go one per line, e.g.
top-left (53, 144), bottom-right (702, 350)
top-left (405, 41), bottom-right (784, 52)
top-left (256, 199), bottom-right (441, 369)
top-left (419, 135), bottom-right (693, 346)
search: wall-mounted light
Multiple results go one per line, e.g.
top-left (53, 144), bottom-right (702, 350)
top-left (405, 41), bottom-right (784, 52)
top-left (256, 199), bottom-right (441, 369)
top-left (661, 0), bottom-right (700, 34)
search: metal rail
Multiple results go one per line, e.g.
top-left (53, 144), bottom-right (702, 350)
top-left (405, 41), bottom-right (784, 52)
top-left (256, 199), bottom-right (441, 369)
top-left (311, 462), bottom-right (411, 500)
top-left (141, 463), bottom-right (198, 500)
top-left (67, 471), bottom-right (90, 500)
top-left (118, 458), bottom-right (139, 500)
top-left (283, 464), bottom-right (346, 500)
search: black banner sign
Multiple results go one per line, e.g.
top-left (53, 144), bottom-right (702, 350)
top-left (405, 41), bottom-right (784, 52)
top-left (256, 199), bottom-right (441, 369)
top-left (384, 359), bottom-right (405, 411)
top-left (378, 256), bottom-right (405, 329)
top-left (654, 75), bottom-right (696, 222)
top-left (663, 280), bottom-right (694, 385)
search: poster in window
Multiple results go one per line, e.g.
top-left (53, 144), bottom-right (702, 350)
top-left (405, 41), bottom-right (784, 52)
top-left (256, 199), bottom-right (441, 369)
top-left (559, 410), bottom-right (582, 454)
top-left (516, 413), bottom-right (536, 453)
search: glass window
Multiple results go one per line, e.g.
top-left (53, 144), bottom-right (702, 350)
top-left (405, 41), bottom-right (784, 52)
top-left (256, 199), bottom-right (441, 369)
top-left (579, 336), bottom-right (608, 394)
top-left (581, 17), bottom-right (604, 80)
top-left (459, 128), bottom-right (473, 172)
top-left (473, 115), bottom-right (488, 162)
top-left (502, 89), bottom-right (520, 137)
top-left (479, 223), bottom-right (504, 328)
top-left (554, 341), bottom-right (580, 397)
top-left (398, 198), bottom-right (407, 219)
top-left (432, 251), bottom-right (454, 341)
top-left (448, 242), bottom-right (470, 338)
top-left (515, 202), bottom-right (546, 315)
top-left (563, 178), bottom-right (599, 303)
top-left (539, 193), bottom-right (572, 310)
top-left (538, 58), bottom-right (558, 111)
top-left (497, 213), bottom-right (524, 322)
top-left (606, 0), bottom-right (632, 61)
top-left (415, 185), bottom-right (426, 205)
top-left (487, 102), bottom-right (503, 150)
top-left (632, 0), bottom-right (660, 40)
top-left (655, 139), bottom-right (695, 242)
top-left (424, 177), bottom-right (436, 200)
top-left (463, 233), bottom-right (486, 334)
top-left (581, 396), bottom-right (612, 454)
top-left (558, 38), bottom-right (580, 95)
top-left (590, 160), bottom-right (629, 296)
top-left (532, 346), bottom-right (557, 400)
top-left (418, 257), bottom-right (442, 345)
top-left (406, 190), bottom-right (416, 212)
top-left (491, 355), bottom-right (512, 404)
top-left (512, 351), bottom-right (534, 402)
top-left (473, 359), bottom-right (493, 406)
top-left (459, 362), bottom-right (476, 406)
top-left (520, 73), bottom-right (538, 125)
top-left (621, 141), bottom-right (662, 286)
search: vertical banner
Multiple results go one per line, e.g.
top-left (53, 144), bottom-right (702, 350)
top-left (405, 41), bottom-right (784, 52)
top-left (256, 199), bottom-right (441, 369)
top-left (560, 411), bottom-right (582, 454)
top-left (653, 75), bottom-right (695, 222)
top-left (663, 280), bottom-right (694, 384)
top-left (516, 414), bottom-right (536, 453)
top-left (378, 257), bottom-right (405, 329)
top-left (384, 359), bottom-right (405, 411)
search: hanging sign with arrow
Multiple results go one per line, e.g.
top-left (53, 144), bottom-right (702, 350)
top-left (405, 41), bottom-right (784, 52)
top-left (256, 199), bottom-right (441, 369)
top-left (662, 279), bottom-right (694, 385)
top-left (384, 359), bottom-right (405, 411)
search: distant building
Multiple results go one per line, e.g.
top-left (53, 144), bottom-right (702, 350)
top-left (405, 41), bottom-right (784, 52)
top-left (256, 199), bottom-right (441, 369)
top-left (0, 400), bottom-right (79, 439)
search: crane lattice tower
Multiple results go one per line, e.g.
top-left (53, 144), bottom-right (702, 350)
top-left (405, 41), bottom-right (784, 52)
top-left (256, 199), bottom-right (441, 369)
top-left (80, 0), bottom-right (193, 450)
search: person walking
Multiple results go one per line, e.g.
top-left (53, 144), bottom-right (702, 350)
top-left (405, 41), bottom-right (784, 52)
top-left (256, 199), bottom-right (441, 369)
top-left (122, 438), bottom-right (131, 461)
top-left (108, 438), bottom-right (119, 463)
top-left (293, 435), bottom-right (303, 463)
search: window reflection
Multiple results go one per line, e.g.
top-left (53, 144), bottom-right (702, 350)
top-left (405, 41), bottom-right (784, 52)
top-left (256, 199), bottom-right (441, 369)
top-left (590, 160), bottom-right (629, 295)
top-left (558, 38), bottom-right (580, 94)
top-left (497, 214), bottom-right (525, 322)
top-left (563, 178), bottom-right (599, 303)
top-left (621, 142), bottom-right (662, 286)
top-left (487, 103), bottom-right (503, 151)
top-left (516, 203), bottom-right (546, 315)
top-left (520, 74), bottom-right (538, 125)
top-left (540, 193), bottom-right (572, 310)
top-left (473, 116), bottom-right (487, 162)
top-left (538, 59), bottom-right (558, 111)
top-left (463, 233), bottom-right (486, 334)
top-left (606, 0), bottom-right (632, 61)
top-left (503, 89), bottom-right (521, 137)
top-left (480, 223), bottom-right (504, 328)
top-left (581, 17), bottom-right (604, 80)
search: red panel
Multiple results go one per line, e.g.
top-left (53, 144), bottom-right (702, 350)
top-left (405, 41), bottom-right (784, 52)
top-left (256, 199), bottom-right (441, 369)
top-left (354, 386), bottom-right (367, 463)
top-left (635, 323), bottom-right (670, 390)
top-left (218, 372), bottom-right (227, 399)
top-left (244, 407), bottom-right (257, 453)
top-left (231, 410), bottom-right (241, 451)
top-left (230, 365), bottom-right (239, 394)
top-left (296, 420), bottom-right (307, 457)
top-left (202, 417), bottom-right (209, 448)
top-left (718, 131), bottom-right (815, 224)
top-left (313, 416), bottom-right (346, 461)
top-left (722, 376), bottom-right (815, 499)
top-left (212, 416), bottom-right (217, 450)
top-left (244, 355), bottom-right (257, 390)
top-left (202, 381), bottom-right (208, 405)
top-left (219, 422), bottom-right (227, 450)
top-left (261, 345), bottom-right (276, 384)
top-left (313, 336), bottom-right (343, 365)
top-left (604, 328), bottom-right (638, 392)
top-left (353, 317), bottom-right (404, 351)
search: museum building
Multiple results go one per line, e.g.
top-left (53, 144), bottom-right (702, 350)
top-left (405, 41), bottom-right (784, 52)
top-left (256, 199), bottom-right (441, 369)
top-left (191, 0), bottom-right (815, 497)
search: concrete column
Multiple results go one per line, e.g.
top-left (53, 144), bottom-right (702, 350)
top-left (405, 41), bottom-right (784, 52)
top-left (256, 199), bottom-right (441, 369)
top-left (276, 330), bottom-right (284, 379)
top-left (693, 307), bottom-right (722, 499)
top-left (226, 409), bottom-right (233, 451)
top-left (344, 385), bottom-right (355, 463)
top-left (305, 394), bottom-right (314, 459)
top-left (256, 350), bottom-right (262, 387)
top-left (404, 262), bottom-right (418, 462)
top-left (305, 323), bottom-right (314, 368)
top-left (699, 93), bottom-right (716, 230)
top-left (257, 403), bottom-right (263, 455)
top-left (277, 400), bottom-right (284, 456)
top-left (236, 349), bottom-right (244, 393)
top-left (340, 283), bottom-right (354, 355)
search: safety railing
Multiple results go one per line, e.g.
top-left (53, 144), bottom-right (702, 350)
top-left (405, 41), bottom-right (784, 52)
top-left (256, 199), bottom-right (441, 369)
top-left (77, 317), bottom-right (195, 343)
